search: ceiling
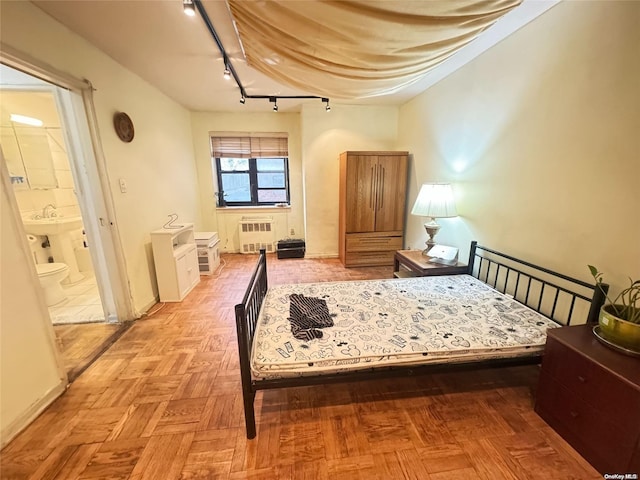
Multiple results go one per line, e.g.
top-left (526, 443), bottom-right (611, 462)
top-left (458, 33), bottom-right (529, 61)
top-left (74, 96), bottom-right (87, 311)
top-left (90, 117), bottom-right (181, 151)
top-left (31, 0), bottom-right (558, 114)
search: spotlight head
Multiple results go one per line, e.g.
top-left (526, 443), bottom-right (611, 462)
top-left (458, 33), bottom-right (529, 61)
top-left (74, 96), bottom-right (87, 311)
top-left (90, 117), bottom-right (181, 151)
top-left (240, 96), bottom-right (246, 104)
top-left (273, 103), bottom-right (278, 112)
top-left (223, 67), bottom-right (231, 80)
top-left (322, 97), bottom-right (331, 112)
top-left (183, 0), bottom-right (196, 16)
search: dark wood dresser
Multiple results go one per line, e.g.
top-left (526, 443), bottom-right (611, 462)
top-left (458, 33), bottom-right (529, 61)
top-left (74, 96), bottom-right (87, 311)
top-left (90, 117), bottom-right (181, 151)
top-left (535, 324), bottom-right (640, 474)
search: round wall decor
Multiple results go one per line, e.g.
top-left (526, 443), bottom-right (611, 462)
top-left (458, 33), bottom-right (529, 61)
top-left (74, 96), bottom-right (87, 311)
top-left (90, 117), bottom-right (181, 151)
top-left (113, 112), bottom-right (134, 142)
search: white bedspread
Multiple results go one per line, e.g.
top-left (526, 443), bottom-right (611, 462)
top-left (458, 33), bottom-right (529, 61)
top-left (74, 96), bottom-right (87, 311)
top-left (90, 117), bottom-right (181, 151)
top-left (251, 275), bottom-right (558, 379)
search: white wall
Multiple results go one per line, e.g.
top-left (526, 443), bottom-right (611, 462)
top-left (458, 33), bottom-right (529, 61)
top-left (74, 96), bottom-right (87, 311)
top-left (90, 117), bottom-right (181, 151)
top-left (0, 1), bottom-right (201, 445)
top-left (0, 161), bottom-right (66, 448)
top-left (190, 111), bottom-right (303, 252)
top-left (0, 1), bottom-right (201, 312)
top-left (191, 106), bottom-right (401, 257)
top-left (398, 0), bottom-right (640, 295)
top-left (301, 103), bottom-right (399, 256)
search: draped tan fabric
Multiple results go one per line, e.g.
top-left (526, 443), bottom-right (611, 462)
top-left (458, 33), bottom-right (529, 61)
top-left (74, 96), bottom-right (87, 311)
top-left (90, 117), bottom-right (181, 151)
top-left (227, 0), bottom-right (522, 99)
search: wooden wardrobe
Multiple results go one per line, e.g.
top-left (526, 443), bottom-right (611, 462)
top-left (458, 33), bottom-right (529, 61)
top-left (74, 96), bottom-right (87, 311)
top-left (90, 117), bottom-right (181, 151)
top-left (338, 151), bottom-right (409, 267)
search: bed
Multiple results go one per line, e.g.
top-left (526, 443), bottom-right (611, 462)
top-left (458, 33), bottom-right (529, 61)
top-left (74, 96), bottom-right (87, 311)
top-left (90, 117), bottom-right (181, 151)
top-left (234, 241), bottom-right (608, 439)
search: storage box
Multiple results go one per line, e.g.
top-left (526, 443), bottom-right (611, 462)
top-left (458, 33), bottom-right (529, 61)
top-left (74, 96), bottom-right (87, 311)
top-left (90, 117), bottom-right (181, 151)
top-left (276, 239), bottom-right (305, 259)
top-left (194, 231), bottom-right (220, 274)
top-left (194, 231), bottom-right (219, 248)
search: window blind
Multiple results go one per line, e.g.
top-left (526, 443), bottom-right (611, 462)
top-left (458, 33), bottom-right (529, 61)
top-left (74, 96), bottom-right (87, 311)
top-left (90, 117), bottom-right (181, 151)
top-left (211, 134), bottom-right (288, 158)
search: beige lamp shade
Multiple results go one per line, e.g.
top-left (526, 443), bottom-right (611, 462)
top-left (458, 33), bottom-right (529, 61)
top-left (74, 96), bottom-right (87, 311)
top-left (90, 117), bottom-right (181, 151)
top-left (411, 183), bottom-right (457, 218)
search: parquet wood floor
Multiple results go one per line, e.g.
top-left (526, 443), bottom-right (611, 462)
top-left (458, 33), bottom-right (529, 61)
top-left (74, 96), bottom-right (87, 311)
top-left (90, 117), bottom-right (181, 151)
top-left (54, 323), bottom-right (129, 381)
top-left (1, 254), bottom-right (600, 479)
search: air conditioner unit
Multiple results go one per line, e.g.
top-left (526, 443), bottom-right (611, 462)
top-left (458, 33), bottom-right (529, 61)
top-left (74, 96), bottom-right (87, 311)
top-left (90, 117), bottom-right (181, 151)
top-left (238, 216), bottom-right (275, 254)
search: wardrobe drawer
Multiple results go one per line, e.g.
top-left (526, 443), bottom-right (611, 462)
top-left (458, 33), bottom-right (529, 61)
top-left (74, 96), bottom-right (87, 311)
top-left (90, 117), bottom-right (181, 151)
top-left (344, 250), bottom-right (395, 267)
top-left (541, 336), bottom-right (640, 428)
top-left (346, 233), bottom-right (403, 252)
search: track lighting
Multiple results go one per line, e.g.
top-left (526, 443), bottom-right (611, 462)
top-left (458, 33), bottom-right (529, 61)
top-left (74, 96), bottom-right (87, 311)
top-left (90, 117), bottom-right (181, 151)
top-left (188, 3), bottom-right (331, 112)
top-left (183, 0), bottom-right (196, 17)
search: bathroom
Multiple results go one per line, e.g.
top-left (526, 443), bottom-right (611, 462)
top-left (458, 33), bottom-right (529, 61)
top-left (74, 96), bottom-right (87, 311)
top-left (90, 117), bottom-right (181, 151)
top-left (1, 86), bottom-right (105, 325)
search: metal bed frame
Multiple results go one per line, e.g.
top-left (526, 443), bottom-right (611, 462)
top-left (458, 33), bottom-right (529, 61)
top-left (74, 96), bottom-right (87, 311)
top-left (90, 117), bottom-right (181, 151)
top-left (234, 241), bottom-right (608, 439)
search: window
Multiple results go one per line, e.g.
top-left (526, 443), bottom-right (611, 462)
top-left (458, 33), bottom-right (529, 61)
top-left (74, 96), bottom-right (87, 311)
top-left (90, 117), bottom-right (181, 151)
top-left (215, 157), bottom-right (289, 206)
top-left (211, 134), bottom-right (290, 207)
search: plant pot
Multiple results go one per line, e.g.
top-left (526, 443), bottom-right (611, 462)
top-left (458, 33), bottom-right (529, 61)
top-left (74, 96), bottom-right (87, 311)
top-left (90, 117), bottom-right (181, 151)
top-left (597, 304), bottom-right (640, 353)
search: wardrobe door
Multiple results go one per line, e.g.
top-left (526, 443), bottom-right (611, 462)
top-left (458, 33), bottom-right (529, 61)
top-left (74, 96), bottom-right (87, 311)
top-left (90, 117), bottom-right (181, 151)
top-left (374, 153), bottom-right (408, 232)
top-left (344, 154), bottom-right (377, 233)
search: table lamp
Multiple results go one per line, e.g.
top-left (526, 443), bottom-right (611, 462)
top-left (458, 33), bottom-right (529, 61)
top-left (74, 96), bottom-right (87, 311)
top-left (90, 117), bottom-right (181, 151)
top-left (410, 183), bottom-right (458, 255)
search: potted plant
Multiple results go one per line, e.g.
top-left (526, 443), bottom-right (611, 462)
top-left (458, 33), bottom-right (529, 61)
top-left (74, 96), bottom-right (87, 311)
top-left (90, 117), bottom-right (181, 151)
top-left (588, 265), bottom-right (640, 354)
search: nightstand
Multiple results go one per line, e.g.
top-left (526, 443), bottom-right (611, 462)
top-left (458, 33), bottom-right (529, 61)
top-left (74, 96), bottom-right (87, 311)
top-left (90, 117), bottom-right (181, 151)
top-left (393, 249), bottom-right (468, 277)
top-left (535, 325), bottom-right (640, 474)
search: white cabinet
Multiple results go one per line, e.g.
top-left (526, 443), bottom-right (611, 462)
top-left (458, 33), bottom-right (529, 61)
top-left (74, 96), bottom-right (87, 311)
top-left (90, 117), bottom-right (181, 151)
top-left (151, 223), bottom-right (200, 302)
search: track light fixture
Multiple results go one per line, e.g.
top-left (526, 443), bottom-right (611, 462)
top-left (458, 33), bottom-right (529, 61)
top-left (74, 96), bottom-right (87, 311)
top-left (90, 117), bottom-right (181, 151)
top-left (183, 0), bottom-right (196, 17)
top-left (223, 56), bottom-right (231, 80)
top-left (189, 0), bottom-right (330, 111)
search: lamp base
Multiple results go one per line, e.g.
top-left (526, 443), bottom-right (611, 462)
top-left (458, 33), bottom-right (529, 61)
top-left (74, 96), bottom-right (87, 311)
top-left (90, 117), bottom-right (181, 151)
top-left (422, 218), bottom-right (441, 256)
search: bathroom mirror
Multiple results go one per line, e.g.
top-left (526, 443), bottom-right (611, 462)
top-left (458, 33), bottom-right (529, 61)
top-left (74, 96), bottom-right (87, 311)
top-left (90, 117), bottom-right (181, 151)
top-left (0, 90), bottom-right (59, 190)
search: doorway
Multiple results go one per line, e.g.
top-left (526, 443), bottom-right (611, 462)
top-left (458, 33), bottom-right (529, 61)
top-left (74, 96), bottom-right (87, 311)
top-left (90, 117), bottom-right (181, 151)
top-left (1, 84), bottom-right (109, 324)
top-left (0, 62), bottom-right (131, 378)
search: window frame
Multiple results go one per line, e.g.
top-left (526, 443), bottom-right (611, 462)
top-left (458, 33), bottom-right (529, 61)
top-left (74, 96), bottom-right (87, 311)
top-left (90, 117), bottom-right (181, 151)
top-left (215, 156), bottom-right (290, 207)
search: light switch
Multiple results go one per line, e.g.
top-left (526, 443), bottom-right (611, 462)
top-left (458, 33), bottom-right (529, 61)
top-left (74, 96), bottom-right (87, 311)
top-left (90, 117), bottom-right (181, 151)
top-left (119, 178), bottom-right (127, 193)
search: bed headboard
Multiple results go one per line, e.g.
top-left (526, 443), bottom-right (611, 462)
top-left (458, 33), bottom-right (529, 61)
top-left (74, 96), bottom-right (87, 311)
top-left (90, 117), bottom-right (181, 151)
top-left (467, 241), bottom-right (607, 325)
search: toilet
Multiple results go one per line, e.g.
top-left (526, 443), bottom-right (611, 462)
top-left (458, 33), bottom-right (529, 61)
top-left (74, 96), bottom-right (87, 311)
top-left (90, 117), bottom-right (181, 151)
top-left (27, 235), bottom-right (70, 306)
top-left (36, 263), bottom-right (70, 306)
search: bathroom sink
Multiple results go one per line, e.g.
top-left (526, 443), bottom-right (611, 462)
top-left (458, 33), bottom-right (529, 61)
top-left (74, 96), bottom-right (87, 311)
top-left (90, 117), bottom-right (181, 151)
top-left (23, 216), bottom-right (85, 283)
top-left (23, 216), bottom-right (84, 236)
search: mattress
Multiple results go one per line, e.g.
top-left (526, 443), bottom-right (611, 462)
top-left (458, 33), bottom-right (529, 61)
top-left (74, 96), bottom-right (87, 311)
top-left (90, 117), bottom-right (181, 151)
top-left (251, 274), bottom-right (559, 379)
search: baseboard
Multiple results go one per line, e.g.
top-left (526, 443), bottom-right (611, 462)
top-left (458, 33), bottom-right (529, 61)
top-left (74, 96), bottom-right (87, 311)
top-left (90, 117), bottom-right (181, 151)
top-left (1, 380), bottom-right (66, 449)
top-left (139, 296), bottom-right (160, 317)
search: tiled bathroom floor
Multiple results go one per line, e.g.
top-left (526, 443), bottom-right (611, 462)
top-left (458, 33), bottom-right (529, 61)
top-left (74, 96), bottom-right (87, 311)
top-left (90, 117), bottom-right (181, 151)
top-left (49, 274), bottom-right (105, 325)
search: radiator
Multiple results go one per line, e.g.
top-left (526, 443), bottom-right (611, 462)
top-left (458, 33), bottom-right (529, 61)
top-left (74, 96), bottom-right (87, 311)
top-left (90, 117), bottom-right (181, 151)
top-left (238, 216), bottom-right (275, 254)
